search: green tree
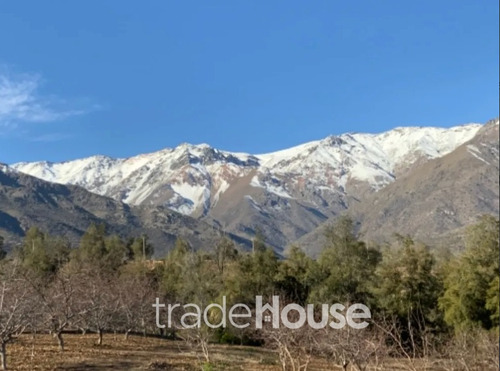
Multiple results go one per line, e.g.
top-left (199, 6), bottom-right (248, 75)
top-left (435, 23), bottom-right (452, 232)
top-left (231, 244), bottom-right (279, 304)
top-left (252, 227), bottom-right (267, 253)
top-left (73, 224), bottom-right (130, 271)
top-left (128, 234), bottom-right (154, 260)
top-left (310, 216), bottom-right (381, 304)
top-left (275, 246), bottom-right (316, 305)
top-left (485, 275), bottom-right (499, 327)
top-left (161, 238), bottom-right (190, 299)
top-left (370, 235), bottom-right (444, 355)
top-left (373, 235), bottom-right (442, 323)
top-left (212, 236), bottom-right (238, 275)
top-left (439, 215), bottom-right (499, 330)
top-left (19, 227), bottom-right (70, 277)
top-left (104, 234), bottom-right (130, 269)
top-left (75, 223), bottom-right (107, 264)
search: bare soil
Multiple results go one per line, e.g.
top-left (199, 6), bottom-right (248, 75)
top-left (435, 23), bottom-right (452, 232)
top-left (6, 333), bottom-right (471, 371)
top-left (8, 333), bottom-right (286, 370)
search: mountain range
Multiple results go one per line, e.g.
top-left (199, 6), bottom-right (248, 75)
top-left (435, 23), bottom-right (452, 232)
top-left (0, 164), bottom-right (237, 256)
top-left (3, 118), bottom-right (499, 255)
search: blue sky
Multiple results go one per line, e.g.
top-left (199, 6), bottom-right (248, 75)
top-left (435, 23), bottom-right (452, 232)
top-left (1, 1), bottom-right (498, 163)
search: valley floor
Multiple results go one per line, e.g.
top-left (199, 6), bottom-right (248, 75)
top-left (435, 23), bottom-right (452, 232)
top-left (7, 334), bottom-right (493, 371)
top-left (10, 334), bottom-right (300, 371)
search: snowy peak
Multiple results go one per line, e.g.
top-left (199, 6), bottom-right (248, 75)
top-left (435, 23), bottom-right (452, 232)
top-left (11, 122), bottom-right (483, 217)
top-left (0, 163), bottom-right (13, 174)
top-left (251, 123), bottom-right (481, 196)
top-left (370, 124), bottom-right (482, 166)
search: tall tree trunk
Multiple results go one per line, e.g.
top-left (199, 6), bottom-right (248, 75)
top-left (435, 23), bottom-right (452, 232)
top-left (124, 329), bottom-right (131, 340)
top-left (0, 342), bottom-right (7, 371)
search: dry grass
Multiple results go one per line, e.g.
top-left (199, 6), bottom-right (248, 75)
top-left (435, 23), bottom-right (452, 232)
top-left (6, 333), bottom-right (482, 370)
top-left (8, 333), bottom-right (287, 371)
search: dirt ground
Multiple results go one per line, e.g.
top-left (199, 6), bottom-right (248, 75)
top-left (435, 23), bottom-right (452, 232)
top-left (8, 333), bottom-right (295, 370)
top-left (6, 333), bottom-right (487, 371)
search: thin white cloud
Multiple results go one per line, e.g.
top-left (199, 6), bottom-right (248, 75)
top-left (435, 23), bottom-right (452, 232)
top-left (0, 70), bottom-right (89, 128)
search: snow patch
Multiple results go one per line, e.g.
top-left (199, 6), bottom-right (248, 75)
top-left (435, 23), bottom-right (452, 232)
top-left (250, 175), bottom-right (292, 198)
top-left (11, 122), bottom-right (484, 214)
top-left (467, 145), bottom-right (490, 165)
top-left (244, 195), bottom-right (263, 212)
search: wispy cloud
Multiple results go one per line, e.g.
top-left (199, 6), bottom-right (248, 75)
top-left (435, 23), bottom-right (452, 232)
top-left (0, 69), bottom-right (91, 128)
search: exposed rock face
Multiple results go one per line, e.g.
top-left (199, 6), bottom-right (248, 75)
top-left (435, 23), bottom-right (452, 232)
top-left (10, 120), bottom-right (497, 252)
top-left (298, 119), bottom-right (499, 256)
top-left (0, 167), bottom-right (245, 256)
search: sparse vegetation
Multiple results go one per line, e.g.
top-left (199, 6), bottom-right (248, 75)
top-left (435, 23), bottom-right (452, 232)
top-left (0, 216), bottom-right (498, 370)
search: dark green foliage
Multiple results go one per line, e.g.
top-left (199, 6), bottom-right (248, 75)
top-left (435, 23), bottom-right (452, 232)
top-left (251, 227), bottom-right (267, 253)
top-left (160, 237), bottom-right (191, 299)
top-left (275, 246), bottom-right (316, 305)
top-left (374, 235), bottom-right (441, 317)
top-left (372, 235), bottom-right (443, 333)
top-left (76, 223), bottom-right (107, 264)
top-left (104, 234), bottom-right (130, 268)
top-left (73, 223), bottom-right (132, 271)
top-left (233, 244), bottom-right (278, 304)
top-left (18, 227), bottom-right (70, 277)
top-left (440, 215), bottom-right (499, 330)
top-left (309, 216), bottom-right (381, 304)
top-left (213, 236), bottom-right (238, 274)
top-left (127, 234), bottom-right (154, 260)
top-left (4, 214), bottom-right (498, 361)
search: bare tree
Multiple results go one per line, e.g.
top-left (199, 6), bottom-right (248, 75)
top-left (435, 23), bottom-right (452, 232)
top-left (439, 329), bottom-right (500, 371)
top-left (252, 299), bottom-right (316, 371)
top-left (0, 261), bottom-right (32, 370)
top-left (370, 313), bottom-right (439, 371)
top-left (260, 325), bottom-right (315, 371)
top-left (478, 330), bottom-right (500, 370)
top-left (76, 268), bottom-right (120, 346)
top-left (317, 323), bottom-right (388, 371)
top-left (116, 265), bottom-right (157, 339)
top-left (40, 267), bottom-right (80, 351)
top-left (176, 323), bottom-right (214, 364)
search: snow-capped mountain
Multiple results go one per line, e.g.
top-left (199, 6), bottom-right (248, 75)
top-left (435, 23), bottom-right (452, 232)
top-left (0, 163), bottom-right (228, 256)
top-left (11, 123), bottom-right (485, 250)
top-left (13, 124), bottom-right (480, 211)
top-left (297, 119), bottom-right (500, 256)
top-left (13, 145), bottom-right (260, 217)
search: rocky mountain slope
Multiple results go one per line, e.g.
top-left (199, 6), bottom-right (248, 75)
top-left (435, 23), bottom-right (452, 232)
top-left (11, 122), bottom-right (493, 252)
top-left (297, 119), bottom-right (499, 256)
top-left (0, 165), bottom-right (237, 256)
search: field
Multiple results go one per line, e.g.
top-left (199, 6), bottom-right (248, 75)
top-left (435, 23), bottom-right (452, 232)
top-left (5, 333), bottom-right (417, 371)
top-left (7, 333), bottom-right (490, 371)
top-left (8, 333), bottom-right (303, 371)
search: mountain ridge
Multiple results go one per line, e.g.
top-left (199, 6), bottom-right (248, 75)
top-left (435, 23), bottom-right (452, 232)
top-left (296, 118), bottom-right (499, 255)
top-left (0, 166), bottom-right (248, 255)
top-left (9, 121), bottom-right (494, 250)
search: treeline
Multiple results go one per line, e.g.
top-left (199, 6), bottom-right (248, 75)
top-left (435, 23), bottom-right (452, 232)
top-left (0, 215), bottom-right (498, 370)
